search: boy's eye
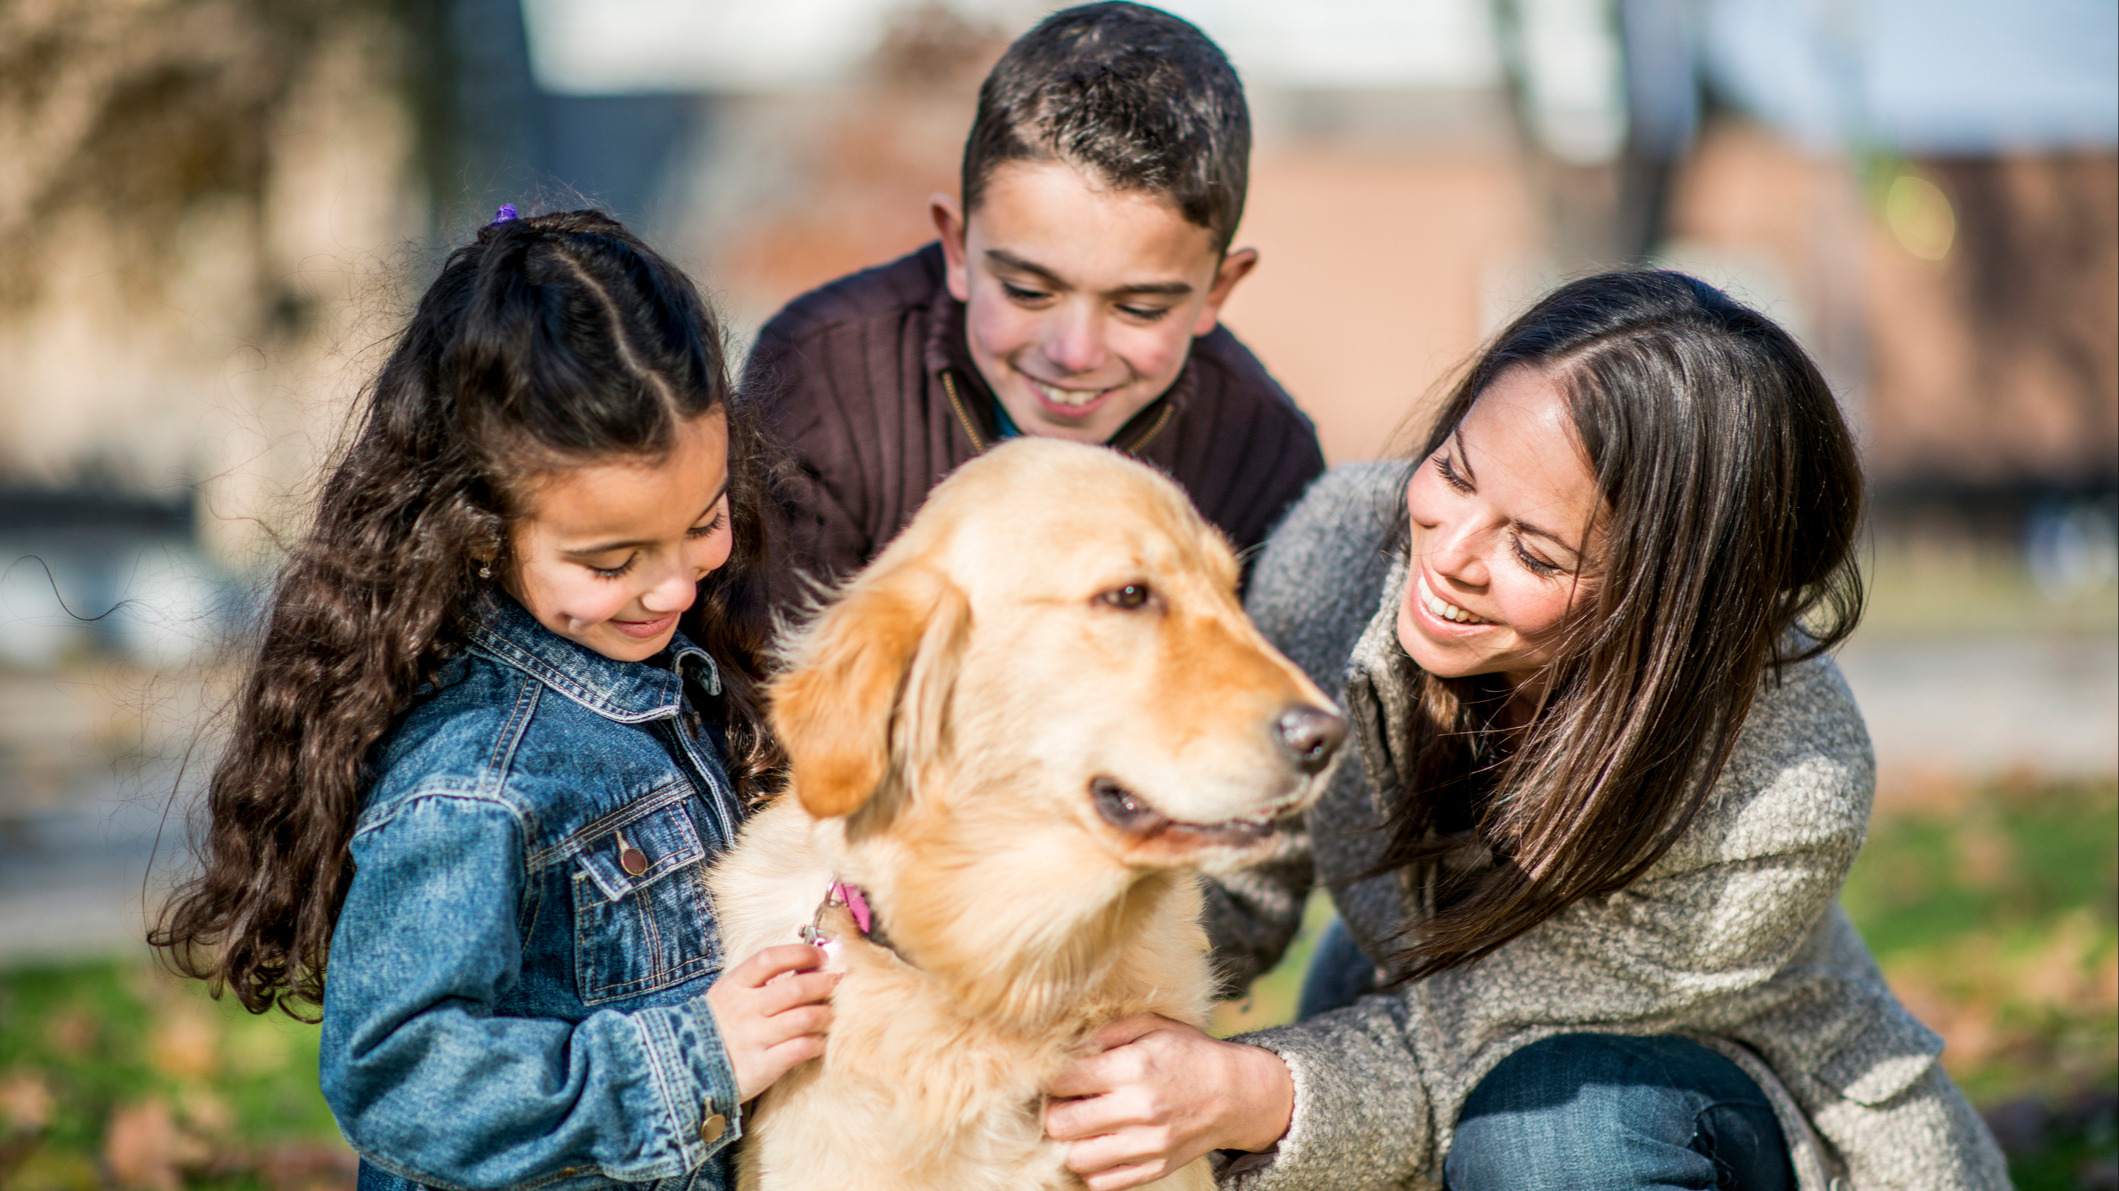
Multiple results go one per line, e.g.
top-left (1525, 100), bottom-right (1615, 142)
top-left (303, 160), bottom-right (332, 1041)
top-left (1000, 282), bottom-right (1051, 304)
top-left (1116, 304), bottom-right (1172, 322)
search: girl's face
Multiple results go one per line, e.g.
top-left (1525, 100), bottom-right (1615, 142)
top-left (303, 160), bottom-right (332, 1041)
top-left (504, 410), bottom-right (733, 662)
top-left (1397, 366), bottom-right (1603, 692)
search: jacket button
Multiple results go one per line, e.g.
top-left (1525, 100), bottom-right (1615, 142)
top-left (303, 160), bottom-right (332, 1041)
top-left (620, 846), bottom-right (649, 877)
top-left (700, 1111), bottom-right (726, 1143)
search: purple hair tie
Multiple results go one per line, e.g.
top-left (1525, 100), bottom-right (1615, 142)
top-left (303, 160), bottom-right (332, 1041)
top-left (490, 203), bottom-right (519, 225)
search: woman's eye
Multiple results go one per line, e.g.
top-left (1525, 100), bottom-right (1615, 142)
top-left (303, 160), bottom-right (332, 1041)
top-left (1434, 454), bottom-right (1472, 492)
top-left (1100, 582), bottom-right (1152, 609)
top-left (1512, 539), bottom-right (1562, 577)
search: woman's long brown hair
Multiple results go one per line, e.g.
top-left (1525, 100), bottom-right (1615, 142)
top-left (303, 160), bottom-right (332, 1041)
top-left (1381, 270), bottom-right (1864, 980)
top-left (150, 210), bottom-right (786, 1017)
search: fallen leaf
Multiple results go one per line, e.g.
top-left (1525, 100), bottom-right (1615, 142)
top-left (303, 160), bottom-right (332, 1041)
top-left (147, 1008), bottom-right (218, 1081)
top-left (103, 1098), bottom-right (209, 1191)
top-left (0, 1069), bottom-right (54, 1131)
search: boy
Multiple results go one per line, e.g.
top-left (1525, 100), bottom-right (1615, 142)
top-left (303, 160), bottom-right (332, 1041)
top-left (745, 1), bottom-right (1325, 581)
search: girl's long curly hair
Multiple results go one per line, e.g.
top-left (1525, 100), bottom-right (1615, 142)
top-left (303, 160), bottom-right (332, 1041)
top-left (151, 209), bottom-right (786, 1017)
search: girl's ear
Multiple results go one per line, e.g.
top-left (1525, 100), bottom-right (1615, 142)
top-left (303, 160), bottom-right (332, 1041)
top-left (769, 562), bottom-right (969, 821)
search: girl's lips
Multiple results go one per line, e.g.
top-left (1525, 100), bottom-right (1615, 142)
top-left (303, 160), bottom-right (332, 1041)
top-left (610, 611), bottom-right (680, 640)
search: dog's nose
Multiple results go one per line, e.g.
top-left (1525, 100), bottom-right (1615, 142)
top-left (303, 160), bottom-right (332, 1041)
top-left (1275, 705), bottom-right (1346, 775)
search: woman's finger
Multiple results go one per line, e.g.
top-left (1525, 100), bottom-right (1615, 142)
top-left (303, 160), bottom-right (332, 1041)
top-left (1044, 1086), bottom-right (1154, 1141)
top-left (1045, 1047), bottom-right (1127, 1099)
top-left (1082, 1161), bottom-right (1170, 1191)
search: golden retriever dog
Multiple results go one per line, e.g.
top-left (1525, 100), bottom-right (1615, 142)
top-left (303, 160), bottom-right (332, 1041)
top-left (709, 439), bottom-right (1345, 1191)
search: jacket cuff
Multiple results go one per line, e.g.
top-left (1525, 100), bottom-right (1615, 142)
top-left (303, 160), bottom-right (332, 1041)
top-left (1218, 1013), bottom-right (1433, 1191)
top-left (636, 995), bottom-right (745, 1171)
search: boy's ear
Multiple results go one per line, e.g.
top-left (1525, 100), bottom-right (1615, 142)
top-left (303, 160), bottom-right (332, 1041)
top-left (930, 193), bottom-right (972, 303)
top-left (770, 560), bottom-right (969, 821)
top-left (1194, 246), bottom-right (1259, 337)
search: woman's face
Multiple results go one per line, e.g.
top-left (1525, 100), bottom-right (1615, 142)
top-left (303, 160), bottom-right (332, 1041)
top-left (504, 409), bottom-right (734, 662)
top-left (1397, 366), bottom-right (1603, 691)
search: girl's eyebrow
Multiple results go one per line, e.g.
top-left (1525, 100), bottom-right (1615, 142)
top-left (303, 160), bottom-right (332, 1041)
top-left (561, 479), bottom-right (729, 557)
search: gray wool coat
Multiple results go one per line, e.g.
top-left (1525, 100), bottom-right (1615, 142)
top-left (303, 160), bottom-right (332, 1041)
top-left (1205, 464), bottom-right (2010, 1191)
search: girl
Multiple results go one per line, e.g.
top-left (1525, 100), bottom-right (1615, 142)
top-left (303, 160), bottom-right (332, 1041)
top-left (153, 209), bottom-right (832, 1190)
top-left (1040, 272), bottom-right (2009, 1189)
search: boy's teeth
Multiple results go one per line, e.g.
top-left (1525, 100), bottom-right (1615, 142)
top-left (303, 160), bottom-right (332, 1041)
top-left (1419, 576), bottom-right (1490, 625)
top-left (1033, 380), bottom-right (1102, 408)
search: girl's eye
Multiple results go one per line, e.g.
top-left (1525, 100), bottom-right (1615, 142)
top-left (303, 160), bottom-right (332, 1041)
top-left (687, 508), bottom-right (728, 539)
top-left (1512, 537), bottom-right (1562, 577)
top-left (1434, 453), bottom-right (1472, 493)
top-left (589, 556), bottom-right (637, 580)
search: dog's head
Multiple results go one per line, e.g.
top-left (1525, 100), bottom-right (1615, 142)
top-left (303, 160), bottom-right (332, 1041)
top-left (770, 439), bottom-right (1343, 877)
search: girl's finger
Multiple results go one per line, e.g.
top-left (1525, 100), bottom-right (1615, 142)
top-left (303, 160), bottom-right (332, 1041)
top-left (756, 1003), bottom-right (832, 1046)
top-left (734, 943), bottom-right (827, 986)
top-left (754, 968), bottom-right (839, 1014)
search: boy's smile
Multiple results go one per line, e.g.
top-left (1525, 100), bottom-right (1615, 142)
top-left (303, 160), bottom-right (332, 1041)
top-left (933, 160), bottom-right (1257, 444)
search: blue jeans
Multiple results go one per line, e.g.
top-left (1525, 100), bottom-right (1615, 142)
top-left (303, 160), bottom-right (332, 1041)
top-left (1298, 919), bottom-right (1793, 1191)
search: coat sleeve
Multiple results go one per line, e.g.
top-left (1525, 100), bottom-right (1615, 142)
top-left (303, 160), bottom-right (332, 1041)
top-left (321, 791), bottom-right (743, 1191)
top-left (743, 310), bottom-right (876, 584)
top-left (1217, 655), bottom-right (1997, 1191)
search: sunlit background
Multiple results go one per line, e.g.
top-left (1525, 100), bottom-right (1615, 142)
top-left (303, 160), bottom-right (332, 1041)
top-left (0, 1), bottom-right (2113, 1187)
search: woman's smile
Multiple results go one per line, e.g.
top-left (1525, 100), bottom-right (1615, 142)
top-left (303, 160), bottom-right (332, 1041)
top-left (1413, 572), bottom-right (1494, 628)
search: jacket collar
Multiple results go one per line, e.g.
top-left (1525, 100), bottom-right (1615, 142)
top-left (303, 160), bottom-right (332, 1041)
top-left (467, 593), bottom-right (721, 725)
top-left (915, 240), bottom-right (1194, 454)
top-left (1343, 557), bottom-right (1421, 817)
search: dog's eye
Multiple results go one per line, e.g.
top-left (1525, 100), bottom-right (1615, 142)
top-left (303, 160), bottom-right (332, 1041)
top-left (1100, 583), bottom-right (1152, 610)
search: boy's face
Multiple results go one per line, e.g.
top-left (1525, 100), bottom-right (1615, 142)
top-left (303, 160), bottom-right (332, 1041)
top-left (933, 161), bottom-right (1257, 444)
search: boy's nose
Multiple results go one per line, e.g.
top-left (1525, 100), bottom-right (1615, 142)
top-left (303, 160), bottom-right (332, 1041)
top-left (1039, 307), bottom-right (1108, 376)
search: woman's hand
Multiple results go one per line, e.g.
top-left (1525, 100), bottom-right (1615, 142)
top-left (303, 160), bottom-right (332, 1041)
top-left (705, 943), bottom-right (838, 1102)
top-left (1043, 1015), bottom-right (1295, 1191)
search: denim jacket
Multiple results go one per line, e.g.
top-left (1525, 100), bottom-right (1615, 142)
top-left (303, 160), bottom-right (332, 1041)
top-left (321, 595), bottom-right (748, 1191)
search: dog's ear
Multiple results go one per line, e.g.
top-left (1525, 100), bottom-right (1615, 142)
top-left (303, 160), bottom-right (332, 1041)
top-left (771, 562), bottom-right (969, 820)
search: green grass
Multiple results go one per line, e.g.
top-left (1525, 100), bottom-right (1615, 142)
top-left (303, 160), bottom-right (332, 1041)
top-left (2, 779), bottom-right (2113, 1187)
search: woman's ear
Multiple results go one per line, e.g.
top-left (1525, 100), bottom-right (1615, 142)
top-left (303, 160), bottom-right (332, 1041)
top-left (769, 562), bottom-right (968, 821)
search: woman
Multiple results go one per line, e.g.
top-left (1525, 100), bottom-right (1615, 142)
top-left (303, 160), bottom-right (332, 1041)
top-left (1042, 272), bottom-right (2008, 1190)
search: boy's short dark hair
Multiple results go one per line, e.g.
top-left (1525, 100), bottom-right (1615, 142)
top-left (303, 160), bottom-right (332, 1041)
top-left (961, 2), bottom-right (1251, 253)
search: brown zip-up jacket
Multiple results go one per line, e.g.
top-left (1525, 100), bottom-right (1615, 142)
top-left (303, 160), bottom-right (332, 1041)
top-left (743, 243), bottom-right (1327, 583)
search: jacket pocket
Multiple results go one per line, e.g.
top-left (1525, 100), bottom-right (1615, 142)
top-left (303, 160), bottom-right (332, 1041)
top-left (1811, 996), bottom-right (1946, 1106)
top-left (571, 798), bottom-right (719, 1006)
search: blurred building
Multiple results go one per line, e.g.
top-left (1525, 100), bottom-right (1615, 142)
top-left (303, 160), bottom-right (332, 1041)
top-left (0, 0), bottom-right (2114, 666)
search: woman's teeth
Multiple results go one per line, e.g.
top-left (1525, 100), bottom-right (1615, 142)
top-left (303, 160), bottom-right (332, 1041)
top-left (1032, 380), bottom-right (1105, 408)
top-left (1419, 576), bottom-right (1491, 625)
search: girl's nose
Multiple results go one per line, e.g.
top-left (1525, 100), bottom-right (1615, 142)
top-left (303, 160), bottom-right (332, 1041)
top-left (638, 561), bottom-right (698, 616)
top-left (1039, 304), bottom-right (1108, 377)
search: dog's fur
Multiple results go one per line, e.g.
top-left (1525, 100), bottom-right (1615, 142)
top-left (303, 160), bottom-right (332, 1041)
top-left (709, 440), bottom-right (1341, 1191)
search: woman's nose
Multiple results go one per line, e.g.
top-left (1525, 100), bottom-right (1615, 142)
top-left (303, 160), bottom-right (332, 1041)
top-left (1425, 519), bottom-right (1490, 587)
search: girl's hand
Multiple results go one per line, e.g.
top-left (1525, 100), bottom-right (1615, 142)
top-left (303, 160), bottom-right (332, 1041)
top-left (1043, 1015), bottom-right (1294, 1191)
top-left (705, 944), bottom-right (838, 1102)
